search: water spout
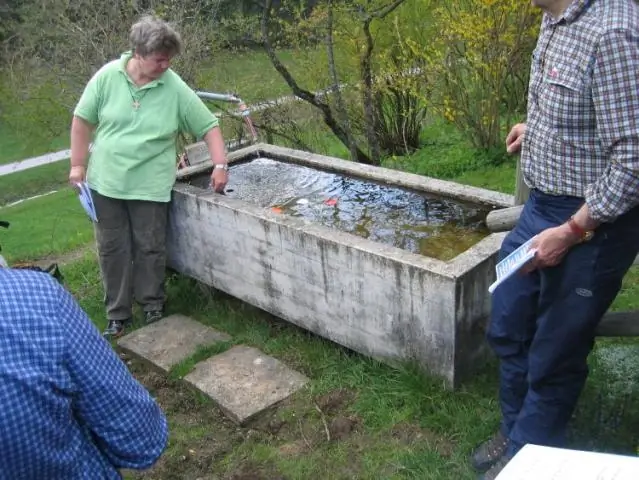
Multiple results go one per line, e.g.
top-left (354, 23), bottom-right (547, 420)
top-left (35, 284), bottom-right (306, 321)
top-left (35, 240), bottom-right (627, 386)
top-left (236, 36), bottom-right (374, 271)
top-left (196, 90), bottom-right (259, 145)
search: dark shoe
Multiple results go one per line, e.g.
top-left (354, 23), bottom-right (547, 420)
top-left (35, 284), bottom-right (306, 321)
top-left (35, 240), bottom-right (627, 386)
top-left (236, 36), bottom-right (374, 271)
top-left (472, 430), bottom-right (508, 472)
top-left (479, 454), bottom-right (511, 480)
top-left (145, 310), bottom-right (163, 324)
top-left (103, 318), bottom-right (131, 338)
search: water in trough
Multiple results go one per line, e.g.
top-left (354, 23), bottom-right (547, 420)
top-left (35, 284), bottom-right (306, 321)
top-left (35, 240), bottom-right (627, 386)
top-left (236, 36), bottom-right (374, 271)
top-left (187, 157), bottom-right (490, 261)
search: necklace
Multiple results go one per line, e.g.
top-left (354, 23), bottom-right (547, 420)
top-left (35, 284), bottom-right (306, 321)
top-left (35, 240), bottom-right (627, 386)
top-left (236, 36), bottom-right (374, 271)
top-left (127, 83), bottom-right (150, 110)
top-left (125, 60), bottom-right (151, 110)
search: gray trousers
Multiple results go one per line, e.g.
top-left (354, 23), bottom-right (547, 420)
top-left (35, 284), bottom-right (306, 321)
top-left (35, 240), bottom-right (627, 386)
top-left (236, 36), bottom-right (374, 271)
top-left (92, 190), bottom-right (168, 321)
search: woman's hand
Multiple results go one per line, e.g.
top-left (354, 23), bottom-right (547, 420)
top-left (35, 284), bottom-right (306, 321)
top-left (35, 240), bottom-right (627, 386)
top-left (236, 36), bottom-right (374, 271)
top-left (69, 166), bottom-right (86, 186)
top-left (210, 167), bottom-right (228, 193)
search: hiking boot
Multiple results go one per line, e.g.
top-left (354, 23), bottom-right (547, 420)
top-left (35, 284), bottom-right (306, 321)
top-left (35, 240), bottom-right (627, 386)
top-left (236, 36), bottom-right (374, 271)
top-left (479, 454), bottom-right (511, 480)
top-left (145, 310), bottom-right (163, 324)
top-left (471, 430), bottom-right (508, 472)
top-left (103, 318), bottom-right (131, 338)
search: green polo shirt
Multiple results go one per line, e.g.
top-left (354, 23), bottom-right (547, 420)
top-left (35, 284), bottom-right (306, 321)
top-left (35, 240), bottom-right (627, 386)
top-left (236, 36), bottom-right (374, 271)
top-left (73, 51), bottom-right (218, 202)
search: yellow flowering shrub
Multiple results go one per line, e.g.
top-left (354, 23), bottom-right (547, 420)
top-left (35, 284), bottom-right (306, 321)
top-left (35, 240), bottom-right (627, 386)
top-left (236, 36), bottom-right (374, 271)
top-left (406, 0), bottom-right (541, 150)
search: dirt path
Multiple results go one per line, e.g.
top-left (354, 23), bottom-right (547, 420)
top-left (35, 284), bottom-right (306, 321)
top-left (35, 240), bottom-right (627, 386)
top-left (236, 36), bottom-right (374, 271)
top-left (121, 351), bottom-right (370, 480)
top-left (16, 245), bottom-right (96, 270)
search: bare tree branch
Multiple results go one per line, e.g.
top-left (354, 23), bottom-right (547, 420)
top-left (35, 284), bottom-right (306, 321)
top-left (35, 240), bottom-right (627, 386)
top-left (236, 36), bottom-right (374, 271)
top-left (260, 0), bottom-right (373, 164)
top-left (326, 0), bottom-right (359, 162)
top-left (359, 0), bottom-right (409, 162)
top-left (369, 0), bottom-right (408, 20)
top-left (261, 0), bottom-right (324, 108)
top-left (361, 18), bottom-right (381, 162)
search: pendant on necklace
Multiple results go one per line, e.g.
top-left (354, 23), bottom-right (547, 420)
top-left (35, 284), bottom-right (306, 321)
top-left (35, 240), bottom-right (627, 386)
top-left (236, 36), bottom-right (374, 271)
top-left (133, 100), bottom-right (140, 110)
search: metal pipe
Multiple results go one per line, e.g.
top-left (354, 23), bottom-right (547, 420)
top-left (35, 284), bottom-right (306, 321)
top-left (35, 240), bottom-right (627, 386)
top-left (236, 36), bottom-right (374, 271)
top-left (195, 91), bottom-right (242, 103)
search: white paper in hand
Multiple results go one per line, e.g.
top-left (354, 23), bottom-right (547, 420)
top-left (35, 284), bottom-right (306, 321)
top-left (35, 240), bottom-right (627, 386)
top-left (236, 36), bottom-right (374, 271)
top-left (489, 236), bottom-right (536, 294)
top-left (76, 182), bottom-right (98, 222)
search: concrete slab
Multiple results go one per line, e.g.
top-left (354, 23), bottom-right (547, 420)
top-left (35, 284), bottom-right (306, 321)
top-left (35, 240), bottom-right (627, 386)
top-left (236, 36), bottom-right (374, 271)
top-left (184, 345), bottom-right (309, 424)
top-left (117, 314), bottom-right (231, 372)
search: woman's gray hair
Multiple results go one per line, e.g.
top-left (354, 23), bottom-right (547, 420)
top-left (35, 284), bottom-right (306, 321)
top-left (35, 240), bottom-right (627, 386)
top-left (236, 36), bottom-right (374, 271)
top-left (129, 16), bottom-right (182, 57)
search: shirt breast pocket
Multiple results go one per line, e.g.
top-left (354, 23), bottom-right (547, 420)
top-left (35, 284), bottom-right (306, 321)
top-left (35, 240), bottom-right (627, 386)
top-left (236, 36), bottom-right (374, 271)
top-left (541, 62), bottom-right (593, 128)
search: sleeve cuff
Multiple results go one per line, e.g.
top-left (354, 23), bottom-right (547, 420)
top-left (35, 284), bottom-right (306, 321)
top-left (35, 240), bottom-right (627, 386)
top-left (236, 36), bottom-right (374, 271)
top-left (195, 117), bottom-right (220, 140)
top-left (73, 109), bottom-right (98, 126)
top-left (585, 182), bottom-right (620, 223)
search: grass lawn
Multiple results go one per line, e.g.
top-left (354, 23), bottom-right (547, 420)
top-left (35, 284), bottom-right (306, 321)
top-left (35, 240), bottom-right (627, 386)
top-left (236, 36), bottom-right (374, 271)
top-left (0, 121), bottom-right (68, 165)
top-left (0, 188), bottom-right (94, 262)
top-left (0, 161), bottom-right (69, 206)
top-left (196, 48), bottom-right (355, 105)
top-left (0, 47), bottom-right (347, 167)
top-left (1, 115), bottom-right (638, 479)
top-left (58, 255), bottom-right (639, 480)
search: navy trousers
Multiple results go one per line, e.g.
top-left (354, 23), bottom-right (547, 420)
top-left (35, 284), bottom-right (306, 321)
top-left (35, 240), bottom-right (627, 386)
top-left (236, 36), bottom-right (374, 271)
top-left (487, 189), bottom-right (639, 456)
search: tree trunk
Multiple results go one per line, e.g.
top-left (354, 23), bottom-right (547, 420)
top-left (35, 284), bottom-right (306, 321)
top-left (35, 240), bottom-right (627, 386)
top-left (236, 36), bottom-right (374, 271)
top-left (326, 1), bottom-right (359, 163)
top-left (358, 0), bottom-right (409, 164)
top-left (361, 19), bottom-right (381, 165)
top-left (260, 0), bottom-right (374, 164)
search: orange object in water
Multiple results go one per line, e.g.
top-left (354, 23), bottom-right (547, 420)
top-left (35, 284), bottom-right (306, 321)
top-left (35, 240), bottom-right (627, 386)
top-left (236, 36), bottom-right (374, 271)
top-left (324, 198), bottom-right (338, 206)
top-left (271, 207), bottom-right (283, 214)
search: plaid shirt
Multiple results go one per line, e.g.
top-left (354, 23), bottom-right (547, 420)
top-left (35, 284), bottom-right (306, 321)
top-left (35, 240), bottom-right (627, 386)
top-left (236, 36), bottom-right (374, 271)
top-left (0, 269), bottom-right (168, 479)
top-left (522, 0), bottom-right (639, 222)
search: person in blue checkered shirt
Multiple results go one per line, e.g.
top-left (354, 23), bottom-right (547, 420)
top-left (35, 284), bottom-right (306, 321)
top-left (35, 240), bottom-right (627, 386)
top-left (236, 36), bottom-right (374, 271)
top-left (473, 1), bottom-right (639, 479)
top-left (0, 268), bottom-right (168, 479)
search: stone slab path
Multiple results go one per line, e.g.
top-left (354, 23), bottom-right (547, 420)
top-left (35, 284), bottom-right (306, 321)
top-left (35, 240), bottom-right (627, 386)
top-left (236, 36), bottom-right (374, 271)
top-left (117, 314), bottom-right (309, 425)
top-left (117, 314), bottom-right (231, 372)
top-left (184, 345), bottom-right (309, 424)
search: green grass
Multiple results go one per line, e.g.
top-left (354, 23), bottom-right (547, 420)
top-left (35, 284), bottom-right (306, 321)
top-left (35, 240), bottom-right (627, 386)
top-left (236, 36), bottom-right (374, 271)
top-left (2, 140), bottom-right (638, 478)
top-left (168, 341), bottom-right (235, 380)
top-left (0, 121), bottom-right (68, 165)
top-left (382, 121), bottom-right (512, 186)
top-left (0, 161), bottom-right (69, 206)
top-left (58, 257), bottom-right (639, 480)
top-left (0, 189), bottom-right (94, 262)
top-left (1, 68), bottom-right (638, 477)
top-left (196, 48), bottom-right (355, 105)
top-left (64, 258), bottom-right (504, 479)
top-left (0, 46), bottom-right (345, 167)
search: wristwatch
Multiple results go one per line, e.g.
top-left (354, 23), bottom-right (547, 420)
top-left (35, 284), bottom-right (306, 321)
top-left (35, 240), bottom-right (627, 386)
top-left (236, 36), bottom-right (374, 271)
top-left (214, 163), bottom-right (229, 171)
top-left (567, 216), bottom-right (594, 242)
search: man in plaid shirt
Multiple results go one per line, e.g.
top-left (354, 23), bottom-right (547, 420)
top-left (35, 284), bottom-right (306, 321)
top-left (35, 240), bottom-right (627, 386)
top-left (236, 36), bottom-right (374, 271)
top-left (0, 268), bottom-right (168, 479)
top-left (473, 1), bottom-right (639, 478)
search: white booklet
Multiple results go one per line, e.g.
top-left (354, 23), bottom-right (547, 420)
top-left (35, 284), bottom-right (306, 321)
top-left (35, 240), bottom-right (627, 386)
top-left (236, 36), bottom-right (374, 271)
top-left (76, 182), bottom-right (98, 222)
top-left (496, 444), bottom-right (639, 480)
top-left (488, 236), bottom-right (537, 294)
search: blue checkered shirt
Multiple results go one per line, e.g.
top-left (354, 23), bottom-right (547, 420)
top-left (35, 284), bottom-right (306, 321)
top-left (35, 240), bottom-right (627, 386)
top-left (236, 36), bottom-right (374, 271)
top-left (522, 0), bottom-right (639, 222)
top-left (0, 269), bottom-right (168, 479)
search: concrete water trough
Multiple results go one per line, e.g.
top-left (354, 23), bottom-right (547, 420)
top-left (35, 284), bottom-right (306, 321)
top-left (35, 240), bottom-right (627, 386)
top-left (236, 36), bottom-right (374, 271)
top-left (167, 143), bottom-right (513, 388)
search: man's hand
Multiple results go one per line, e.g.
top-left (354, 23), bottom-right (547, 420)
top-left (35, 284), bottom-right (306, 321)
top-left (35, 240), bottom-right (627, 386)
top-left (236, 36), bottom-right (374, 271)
top-left (210, 167), bottom-right (228, 193)
top-left (506, 123), bottom-right (527, 154)
top-left (69, 166), bottom-right (86, 186)
top-left (523, 224), bottom-right (580, 272)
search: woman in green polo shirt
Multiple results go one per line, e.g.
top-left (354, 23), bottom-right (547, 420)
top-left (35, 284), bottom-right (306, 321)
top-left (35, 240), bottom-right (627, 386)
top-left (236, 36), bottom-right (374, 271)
top-left (69, 15), bottom-right (229, 337)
